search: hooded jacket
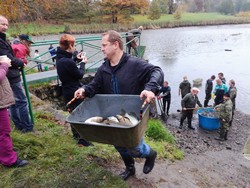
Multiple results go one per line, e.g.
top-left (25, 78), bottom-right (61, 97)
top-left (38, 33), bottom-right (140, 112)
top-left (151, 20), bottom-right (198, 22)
top-left (179, 80), bottom-right (191, 97)
top-left (0, 63), bottom-right (15, 109)
top-left (84, 53), bottom-right (163, 97)
top-left (0, 32), bottom-right (24, 84)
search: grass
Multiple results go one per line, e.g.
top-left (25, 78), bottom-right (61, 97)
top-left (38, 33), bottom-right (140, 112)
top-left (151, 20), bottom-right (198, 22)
top-left (0, 108), bottom-right (183, 187)
top-left (6, 13), bottom-right (250, 37)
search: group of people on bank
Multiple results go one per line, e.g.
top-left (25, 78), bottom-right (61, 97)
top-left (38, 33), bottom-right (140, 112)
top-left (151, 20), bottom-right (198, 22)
top-left (0, 13), bottom-right (237, 182)
top-left (174, 73), bottom-right (237, 141)
top-left (156, 70), bottom-right (237, 143)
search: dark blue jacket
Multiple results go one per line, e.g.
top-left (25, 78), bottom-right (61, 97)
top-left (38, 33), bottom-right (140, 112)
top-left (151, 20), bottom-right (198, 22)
top-left (159, 86), bottom-right (171, 99)
top-left (56, 47), bottom-right (85, 103)
top-left (0, 32), bottom-right (24, 84)
top-left (84, 53), bottom-right (164, 97)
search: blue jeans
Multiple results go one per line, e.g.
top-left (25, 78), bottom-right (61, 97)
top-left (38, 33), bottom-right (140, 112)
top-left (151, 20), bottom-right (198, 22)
top-left (115, 139), bottom-right (150, 158)
top-left (9, 81), bottom-right (33, 131)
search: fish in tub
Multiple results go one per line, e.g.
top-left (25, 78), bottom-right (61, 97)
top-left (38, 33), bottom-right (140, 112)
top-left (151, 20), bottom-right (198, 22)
top-left (84, 109), bottom-right (139, 126)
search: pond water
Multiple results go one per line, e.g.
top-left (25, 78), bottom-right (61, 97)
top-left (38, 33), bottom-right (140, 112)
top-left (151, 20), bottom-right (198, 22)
top-left (141, 24), bottom-right (250, 115)
top-left (31, 24), bottom-right (250, 115)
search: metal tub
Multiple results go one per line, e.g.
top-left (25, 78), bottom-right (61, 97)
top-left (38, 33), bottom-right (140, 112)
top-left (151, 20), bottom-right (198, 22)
top-left (66, 94), bottom-right (150, 147)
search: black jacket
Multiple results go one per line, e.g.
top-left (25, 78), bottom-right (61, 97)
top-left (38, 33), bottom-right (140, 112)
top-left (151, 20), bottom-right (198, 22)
top-left (205, 78), bottom-right (213, 94)
top-left (179, 80), bottom-right (191, 97)
top-left (56, 47), bottom-right (85, 103)
top-left (84, 53), bottom-right (163, 97)
top-left (0, 32), bottom-right (24, 84)
top-left (159, 86), bottom-right (171, 99)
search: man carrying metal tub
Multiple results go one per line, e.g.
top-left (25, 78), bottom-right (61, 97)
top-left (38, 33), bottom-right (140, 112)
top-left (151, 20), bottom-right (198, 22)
top-left (214, 92), bottom-right (233, 141)
top-left (75, 30), bottom-right (164, 180)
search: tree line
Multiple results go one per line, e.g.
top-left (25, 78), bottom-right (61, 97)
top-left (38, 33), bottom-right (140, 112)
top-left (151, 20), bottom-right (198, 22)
top-left (1, 0), bottom-right (250, 24)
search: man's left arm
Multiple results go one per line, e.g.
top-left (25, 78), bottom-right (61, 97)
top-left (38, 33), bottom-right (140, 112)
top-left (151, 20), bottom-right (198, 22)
top-left (139, 64), bottom-right (164, 103)
top-left (196, 97), bottom-right (202, 107)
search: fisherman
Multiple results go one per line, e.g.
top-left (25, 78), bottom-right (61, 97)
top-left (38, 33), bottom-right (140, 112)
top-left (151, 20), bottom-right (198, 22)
top-left (218, 72), bottom-right (226, 84)
top-left (214, 92), bottom-right (233, 141)
top-left (75, 30), bottom-right (163, 180)
top-left (213, 79), bottom-right (228, 106)
top-left (179, 87), bottom-right (202, 130)
top-left (158, 81), bottom-right (171, 116)
top-left (228, 79), bottom-right (237, 126)
top-left (204, 75), bottom-right (216, 107)
top-left (179, 76), bottom-right (191, 98)
top-left (125, 26), bottom-right (143, 56)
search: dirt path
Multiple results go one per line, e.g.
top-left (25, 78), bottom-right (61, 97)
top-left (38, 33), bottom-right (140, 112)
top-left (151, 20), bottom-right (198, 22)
top-left (118, 110), bottom-right (250, 188)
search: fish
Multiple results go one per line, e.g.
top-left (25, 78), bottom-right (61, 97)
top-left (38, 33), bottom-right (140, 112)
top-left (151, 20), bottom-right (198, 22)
top-left (84, 110), bottom-right (139, 126)
top-left (85, 116), bottom-right (104, 124)
top-left (120, 109), bottom-right (139, 126)
top-left (115, 114), bottom-right (134, 126)
top-left (103, 116), bottom-right (119, 124)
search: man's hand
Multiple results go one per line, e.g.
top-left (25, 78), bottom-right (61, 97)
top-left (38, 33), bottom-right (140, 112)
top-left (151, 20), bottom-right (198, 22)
top-left (74, 88), bottom-right (85, 99)
top-left (140, 90), bottom-right (155, 104)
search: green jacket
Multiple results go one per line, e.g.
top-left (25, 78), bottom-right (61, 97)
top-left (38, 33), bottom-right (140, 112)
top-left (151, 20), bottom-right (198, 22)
top-left (181, 93), bottom-right (202, 109)
top-left (229, 86), bottom-right (237, 110)
top-left (218, 99), bottom-right (233, 122)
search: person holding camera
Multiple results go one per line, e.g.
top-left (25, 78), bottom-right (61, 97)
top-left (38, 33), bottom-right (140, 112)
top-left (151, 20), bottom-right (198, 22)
top-left (56, 34), bottom-right (93, 147)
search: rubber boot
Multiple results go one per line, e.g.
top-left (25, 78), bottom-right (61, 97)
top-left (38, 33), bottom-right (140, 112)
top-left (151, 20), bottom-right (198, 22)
top-left (215, 129), bottom-right (226, 141)
top-left (143, 148), bottom-right (157, 174)
top-left (224, 130), bottom-right (228, 140)
top-left (119, 156), bottom-right (135, 180)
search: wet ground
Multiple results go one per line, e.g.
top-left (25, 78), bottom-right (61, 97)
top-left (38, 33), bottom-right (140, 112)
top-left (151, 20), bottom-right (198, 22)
top-left (117, 110), bottom-right (250, 188)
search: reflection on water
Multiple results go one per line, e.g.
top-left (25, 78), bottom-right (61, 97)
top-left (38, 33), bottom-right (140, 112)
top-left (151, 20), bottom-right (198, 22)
top-left (141, 24), bottom-right (250, 115)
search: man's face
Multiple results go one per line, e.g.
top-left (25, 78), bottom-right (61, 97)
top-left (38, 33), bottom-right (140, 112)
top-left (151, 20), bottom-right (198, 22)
top-left (101, 34), bottom-right (116, 59)
top-left (0, 17), bottom-right (8, 33)
top-left (191, 90), bottom-right (198, 95)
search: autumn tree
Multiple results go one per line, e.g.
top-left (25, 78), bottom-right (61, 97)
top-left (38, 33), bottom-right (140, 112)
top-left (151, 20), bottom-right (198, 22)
top-left (100, 0), bottom-right (149, 24)
top-left (148, 0), bottom-right (161, 20)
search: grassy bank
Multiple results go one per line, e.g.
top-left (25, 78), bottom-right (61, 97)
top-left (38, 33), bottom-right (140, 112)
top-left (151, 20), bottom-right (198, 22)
top-left (7, 13), bottom-right (250, 36)
top-left (0, 95), bottom-right (183, 187)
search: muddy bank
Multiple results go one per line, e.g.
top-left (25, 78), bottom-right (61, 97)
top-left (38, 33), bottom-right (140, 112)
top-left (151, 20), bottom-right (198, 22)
top-left (30, 93), bottom-right (250, 187)
top-left (121, 110), bottom-right (250, 188)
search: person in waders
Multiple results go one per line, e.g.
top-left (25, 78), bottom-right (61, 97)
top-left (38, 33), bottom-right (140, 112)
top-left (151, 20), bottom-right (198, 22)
top-left (204, 75), bottom-right (215, 107)
top-left (179, 87), bottom-right (202, 130)
top-left (179, 76), bottom-right (191, 98)
top-left (214, 92), bottom-right (233, 141)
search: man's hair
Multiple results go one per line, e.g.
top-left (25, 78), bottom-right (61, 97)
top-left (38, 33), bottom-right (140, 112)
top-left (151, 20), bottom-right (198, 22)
top-left (218, 72), bottom-right (224, 77)
top-left (59, 34), bottom-right (75, 51)
top-left (230, 79), bottom-right (235, 86)
top-left (164, 81), bottom-right (168, 84)
top-left (102, 30), bottom-right (123, 50)
top-left (211, 75), bottom-right (216, 80)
